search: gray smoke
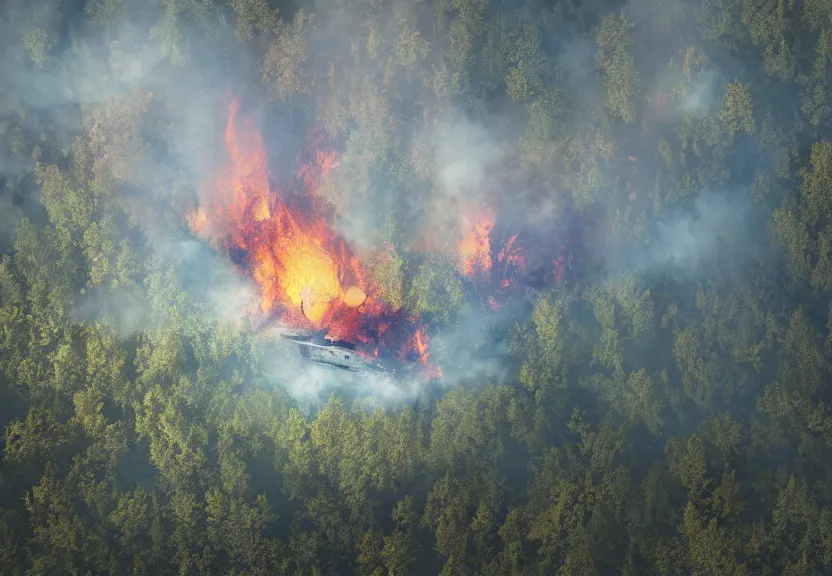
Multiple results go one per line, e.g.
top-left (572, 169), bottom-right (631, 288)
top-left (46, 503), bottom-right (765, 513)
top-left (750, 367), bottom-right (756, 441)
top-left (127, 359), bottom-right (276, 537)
top-left (0, 0), bottom-right (769, 406)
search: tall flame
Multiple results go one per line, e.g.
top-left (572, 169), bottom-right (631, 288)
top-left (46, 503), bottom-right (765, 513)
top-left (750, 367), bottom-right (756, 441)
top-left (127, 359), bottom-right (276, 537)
top-left (455, 205), bottom-right (526, 293)
top-left (188, 97), bottom-right (441, 375)
top-left (496, 234), bottom-right (525, 289)
top-left (457, 207), bottom-right (496, 278)
top-left (190, 99), bottom-right (366, 329)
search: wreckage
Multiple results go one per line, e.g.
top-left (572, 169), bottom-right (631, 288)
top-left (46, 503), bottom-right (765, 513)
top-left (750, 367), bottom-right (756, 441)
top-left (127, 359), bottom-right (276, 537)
top-left (282, 333), bottom-right (387, 373)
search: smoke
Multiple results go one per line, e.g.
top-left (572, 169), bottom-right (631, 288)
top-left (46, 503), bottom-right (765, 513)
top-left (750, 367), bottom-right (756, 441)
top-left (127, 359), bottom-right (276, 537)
top-left (0, 0), bottom-right (558, 407)
top-left (0, 0), bottom-right (245, 322)
top-left (329, 109), bottom-right (518, 260)
top-left (433, 118), bottom-right (504, 201)
top-left (160, 236), bottom-right (258, 322)
top-left (679, 69), bottom-right (721, 117)
top-left (604, 189), bottom-right (763, 282)
top-left (257, 326), bottom-right (423, 408)
top-left (72, 233), bottom-right (258, 337)
top-left (256, 304), bottom-right (519, 409)
top-left (74, 284), bottom-right (150, 336)
top-left (429, 306), bottom-right (517, 388)
top-left (655, 191), bottom-right (762, 272)
top-left (0, 0), bottom-right (771, 407)
top-left (555, 33), bottom-right (601, 109)
top-left (413, 117), bottom-right (509, 248)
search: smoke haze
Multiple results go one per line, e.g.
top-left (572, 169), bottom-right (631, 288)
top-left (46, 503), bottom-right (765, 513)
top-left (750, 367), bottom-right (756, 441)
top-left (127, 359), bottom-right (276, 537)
top-left (0, 0), bottom-right (768, 406)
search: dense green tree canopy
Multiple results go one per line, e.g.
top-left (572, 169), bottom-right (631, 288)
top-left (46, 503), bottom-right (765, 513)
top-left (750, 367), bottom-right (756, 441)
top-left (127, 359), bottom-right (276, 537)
top-left (2, 0), bottom-right (832, 573)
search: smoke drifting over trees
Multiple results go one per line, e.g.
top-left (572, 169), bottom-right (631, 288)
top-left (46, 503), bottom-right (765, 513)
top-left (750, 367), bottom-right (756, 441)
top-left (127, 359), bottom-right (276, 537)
top-left (2, 0), bottom-right (832, 573)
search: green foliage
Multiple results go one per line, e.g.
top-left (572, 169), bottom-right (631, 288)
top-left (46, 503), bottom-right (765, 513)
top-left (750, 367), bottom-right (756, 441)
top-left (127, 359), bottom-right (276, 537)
top-left (370, 246), bottom-right (406, 311)
top-left (519, 87), bottom-right (568, 172)
top-left (596, 13), bottom-right (641, 123)
top-left (405, 256), bottom-right (465, 323)
top-left (771, 205), bottom-right (812, 281)
top-left (85, 0), bottom-right (124, 26)
top-left (261, 10), bottom-right (314, 102)
top-left (5, 0), bottom-right (832, 573)
top-left (512, 295), bottom-right (565, 392)
top-left (231, 0), bottom-right (280, 41)
top-left (22, 28), bottom-right (54, 68)
top-left (741, 0), bottom-right (799, 80)
top-left (719, 81), bottom-right (757, 137)
top-left (772, 142), bottom-right (832, 292)
top-left (395, 20), bottom-right (430, 71)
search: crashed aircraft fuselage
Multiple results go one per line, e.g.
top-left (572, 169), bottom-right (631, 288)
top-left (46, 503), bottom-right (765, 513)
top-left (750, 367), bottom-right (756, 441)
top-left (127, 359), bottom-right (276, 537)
top-left (282, 334), bottom-right (387, 373)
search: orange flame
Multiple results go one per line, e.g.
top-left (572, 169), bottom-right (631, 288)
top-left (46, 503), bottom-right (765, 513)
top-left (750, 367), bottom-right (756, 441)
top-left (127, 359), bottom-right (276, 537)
top-left (189, 98), bottom-right (372, 331)
top-left (457, 207), bottom-right (495, 277)
top-left (297, 128), bottom-right (340, 192)
top-left (456, 205), bottom-right (526, 292)
top-left (188, 96), bottom-right (440, 374)
top-left (496, 234), bottom-right (525, 289)
top-left (399, 325), bottom-right (442, 381)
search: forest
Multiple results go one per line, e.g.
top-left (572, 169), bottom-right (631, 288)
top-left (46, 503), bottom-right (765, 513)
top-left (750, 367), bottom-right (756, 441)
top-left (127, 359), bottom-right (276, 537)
top-left (2, 0), bottom-right (832, 573)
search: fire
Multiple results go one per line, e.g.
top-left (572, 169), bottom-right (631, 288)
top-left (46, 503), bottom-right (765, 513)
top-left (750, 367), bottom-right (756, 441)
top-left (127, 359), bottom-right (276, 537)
top-left (186, 96), bottom-right (568, 382)
top-left (341, 285), bottom-right (367, 308)
top-left (457, 207), bottom-right (496, 277)
top-left (496, 234), bottom-right (525, 289)
top-left (188, 96), bottom-right (443, 378)
top-left (251, 216), bottom-right (342, 324)
top-left (455, 206), bottom-right (526, 292)
top-left (399, 325), bottom-right (442, 381)
top-left (552, 239), bottom-right (571, 285)
top-left (188, 207), bottom-right (209, 234)
top-left (189, 98), bottom-right (371, 329)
